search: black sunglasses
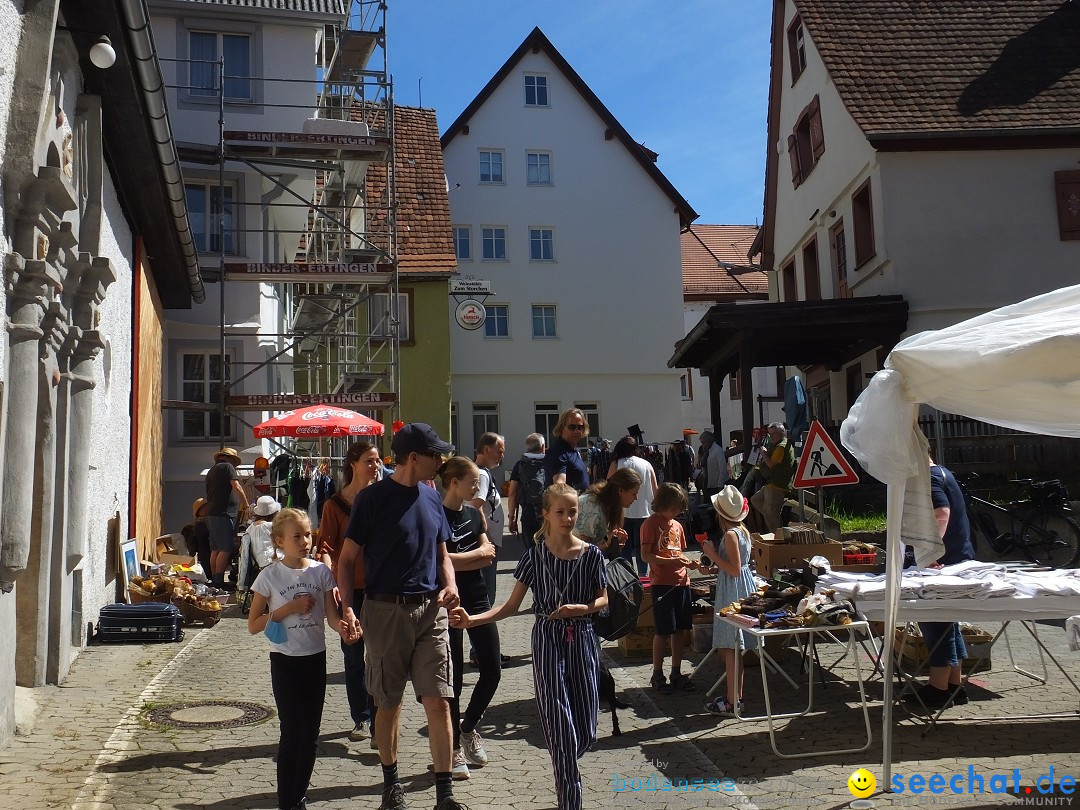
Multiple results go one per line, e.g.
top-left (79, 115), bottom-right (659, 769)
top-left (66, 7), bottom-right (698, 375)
top-left (566, 424), bottom-right (586, 431)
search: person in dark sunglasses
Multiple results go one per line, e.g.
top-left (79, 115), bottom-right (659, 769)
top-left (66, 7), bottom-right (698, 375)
top-left (543, 409), bottom-right (592, 494)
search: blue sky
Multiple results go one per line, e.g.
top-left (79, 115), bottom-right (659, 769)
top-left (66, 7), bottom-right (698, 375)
top-left (387, 1), bottom-right (773, 227)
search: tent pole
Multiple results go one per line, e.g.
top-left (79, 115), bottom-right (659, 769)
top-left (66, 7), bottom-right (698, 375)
top-left (882, 481), bottom-right (907, 787)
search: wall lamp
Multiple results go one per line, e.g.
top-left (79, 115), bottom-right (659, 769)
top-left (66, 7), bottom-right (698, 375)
top-left (56, 27), bottom-right (117, 69)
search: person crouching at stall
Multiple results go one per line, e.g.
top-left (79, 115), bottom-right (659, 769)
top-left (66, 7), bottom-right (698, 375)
top-left (450, 483), bottom-right (608, 810)
top-left (247, 508), bottom-right (358, 810)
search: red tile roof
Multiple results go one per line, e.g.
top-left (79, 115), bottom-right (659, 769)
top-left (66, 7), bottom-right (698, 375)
top-left (366, 106), bottom-right (457, 276)
top-left (795, 0), bottom-right (1080, 138)
top-left (682, 225), bottom-right (768, 299)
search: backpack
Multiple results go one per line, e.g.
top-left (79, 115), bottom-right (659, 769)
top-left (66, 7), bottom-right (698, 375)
top-left (517, 457), bottom-right (546, 519)
top-left (592, 557), bottom-right (644, 641)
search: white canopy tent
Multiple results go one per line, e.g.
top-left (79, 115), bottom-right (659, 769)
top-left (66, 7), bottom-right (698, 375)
top-left (840, 284), bottom-right (1080, 782)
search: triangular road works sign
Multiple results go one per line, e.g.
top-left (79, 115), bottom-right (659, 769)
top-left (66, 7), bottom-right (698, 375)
top-left (793, 420), bottom-right (859, 488)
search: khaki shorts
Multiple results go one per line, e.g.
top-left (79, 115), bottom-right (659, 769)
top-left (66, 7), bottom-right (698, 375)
top-left (360, 596), bottom-right (453, 708)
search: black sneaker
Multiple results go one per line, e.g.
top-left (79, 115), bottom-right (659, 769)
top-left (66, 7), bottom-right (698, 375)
top-left (669, 672), bottom-right (696, 692)
top-left (433, 798), bottom-right (470, 810)
top-left (950, 685), bottom-right (969, 705)
top-left (380, 783), bottom-right (406, 810)
top-left (903, 684), bottom-right (953, 709)
top-left (650, 672), bottom-right (674, 694)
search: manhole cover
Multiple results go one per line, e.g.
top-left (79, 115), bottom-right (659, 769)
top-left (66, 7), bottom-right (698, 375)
top-left (142, 700), bottom-right (272, 729)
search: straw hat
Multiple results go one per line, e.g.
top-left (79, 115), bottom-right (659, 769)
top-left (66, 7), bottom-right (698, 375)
top-left (711, 484), bottom-right (749, 522)
top-left (252, 495), bottom-right (281, 518)
top-left (191, 497), bottom-right (206, 518)
top-left (213, 447), bottom-right (242, 464)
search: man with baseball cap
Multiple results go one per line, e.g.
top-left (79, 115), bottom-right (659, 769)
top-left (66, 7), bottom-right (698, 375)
top-left (205, 447), bottom-right (249, 589)
top-left (336, 422), bottom-right (466, 810)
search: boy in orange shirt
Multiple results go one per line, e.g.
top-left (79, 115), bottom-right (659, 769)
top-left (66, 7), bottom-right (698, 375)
top-left (640, 483), bottom-right (697, 693)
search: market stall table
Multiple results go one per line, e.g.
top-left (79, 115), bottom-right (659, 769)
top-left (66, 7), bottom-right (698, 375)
top-left (715, 615), bottom-right (874, 759)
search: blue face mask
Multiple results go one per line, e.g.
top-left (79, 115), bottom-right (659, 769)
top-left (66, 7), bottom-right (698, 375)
top-left (265, 618), bottom-right (287, 644)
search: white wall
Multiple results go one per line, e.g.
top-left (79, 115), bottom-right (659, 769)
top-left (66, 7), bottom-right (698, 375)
top-left (873, 149), bottom-right (1080, 333)
top-left (82, 164), bottom-right (135, 649)
top-left (445, 49), bottom-right (686, 454)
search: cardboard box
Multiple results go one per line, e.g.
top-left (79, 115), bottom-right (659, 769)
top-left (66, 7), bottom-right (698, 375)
top-left (637, 585), bottom-right (655, 629)
top-left (750, 535), bottom-right (843, 579)
top-left (616, 627), bottom-right (692, 657)
top-left (894, 629), bottom-right (991, 674)
top-left (158, 553), bottom-right (197, 567)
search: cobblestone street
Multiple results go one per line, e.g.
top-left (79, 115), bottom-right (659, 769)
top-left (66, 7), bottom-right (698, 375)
top-left (1, 546), bottom-right (1078, 810)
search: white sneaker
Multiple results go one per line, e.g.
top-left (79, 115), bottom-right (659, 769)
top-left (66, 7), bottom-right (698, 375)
top-left (461, 729), bottom-right (488, 766)
top-left (349, 723), bottom-right (370, 742)
top-left (452, 749), bottom-right (470, 780)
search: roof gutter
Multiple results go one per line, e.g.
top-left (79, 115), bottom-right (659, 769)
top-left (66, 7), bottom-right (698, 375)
top-left (118, 0), bottom-right (205, 304)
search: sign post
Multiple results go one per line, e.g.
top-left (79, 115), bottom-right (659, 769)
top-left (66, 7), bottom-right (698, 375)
top-left (792, 420), bottom-right (860, 532)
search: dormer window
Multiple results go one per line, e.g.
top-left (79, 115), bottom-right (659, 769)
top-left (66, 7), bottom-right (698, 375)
top-left (524, 74), bottom-right (549, 106)
top-left (788, 15), bottom-right (807, 84)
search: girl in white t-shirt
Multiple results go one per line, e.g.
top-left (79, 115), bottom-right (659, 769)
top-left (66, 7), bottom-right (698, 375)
top-left (248, 508), bottom-right (357, 810)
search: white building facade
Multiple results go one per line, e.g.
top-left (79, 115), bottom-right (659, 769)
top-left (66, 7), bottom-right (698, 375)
top-left (148, 0), bottom-right (345, 531)
top-left (762, 0), bottom-right (1080, 418)
top-left (442, 28), bottom-right (696, 462)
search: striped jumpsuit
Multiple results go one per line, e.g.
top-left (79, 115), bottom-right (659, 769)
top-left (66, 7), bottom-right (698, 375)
top-left (514, 543), bottom-right (607, 810)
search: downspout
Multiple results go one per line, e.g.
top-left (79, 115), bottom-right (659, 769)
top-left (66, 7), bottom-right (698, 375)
top-left (117, 0), bottom-right (205, 304)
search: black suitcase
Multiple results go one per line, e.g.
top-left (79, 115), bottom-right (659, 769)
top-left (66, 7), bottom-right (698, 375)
top-left (97, 602), bottom-right (184, 643)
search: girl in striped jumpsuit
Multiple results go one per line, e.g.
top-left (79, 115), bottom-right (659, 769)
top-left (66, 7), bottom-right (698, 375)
top-left (450, 483), bottom-right (608, 810)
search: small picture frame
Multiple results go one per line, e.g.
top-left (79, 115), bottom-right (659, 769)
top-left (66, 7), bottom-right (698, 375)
top-left (120, 538), bottom-right (140, 599)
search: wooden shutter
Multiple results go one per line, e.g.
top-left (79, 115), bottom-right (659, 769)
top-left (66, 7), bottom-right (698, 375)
top-left (1054, 170), bottom-right (1080, 240)
top-left (788, 134), bottom-right (802, 188)
top-left (808, 96), bottom-right (825, 159)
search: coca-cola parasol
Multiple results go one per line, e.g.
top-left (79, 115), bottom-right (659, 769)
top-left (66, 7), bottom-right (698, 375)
top-left (253, 404), bottom-right (385, 438)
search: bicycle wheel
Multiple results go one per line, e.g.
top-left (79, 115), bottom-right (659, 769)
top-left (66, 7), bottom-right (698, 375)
top-left (1020, 510), bottom-right (1080, 568)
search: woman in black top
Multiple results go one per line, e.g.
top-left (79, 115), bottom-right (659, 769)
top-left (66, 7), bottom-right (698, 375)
top-left (438, 456), bottom-right (501, 778)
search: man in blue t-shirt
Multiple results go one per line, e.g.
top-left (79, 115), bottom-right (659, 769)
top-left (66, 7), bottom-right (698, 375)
top-left (337, 423), bottom-right (464, 810)
top-left (906, 457), bottom-right (976, 711)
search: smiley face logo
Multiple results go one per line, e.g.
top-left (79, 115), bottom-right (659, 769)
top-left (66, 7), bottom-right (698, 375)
top-left (847, 768), bottom-right (876, 798)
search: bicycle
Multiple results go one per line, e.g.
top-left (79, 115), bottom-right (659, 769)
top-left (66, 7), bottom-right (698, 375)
top-left (956, 472), bottom-right (1080, 569)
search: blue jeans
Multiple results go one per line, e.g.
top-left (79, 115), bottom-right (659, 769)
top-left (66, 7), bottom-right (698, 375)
top-left (919, 622), bottom-right (967, 668)
top-left (621, 517), bottom-right (647, 576)
top-left (342, 590), bottom-right (374, 726)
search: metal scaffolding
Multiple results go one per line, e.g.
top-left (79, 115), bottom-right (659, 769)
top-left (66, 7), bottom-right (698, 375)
top-left (165, 0), bottom-right (399, 458)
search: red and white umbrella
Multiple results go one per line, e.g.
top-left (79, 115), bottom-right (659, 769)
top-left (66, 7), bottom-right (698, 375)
top-left (253, 404), bottom-right (385, 438)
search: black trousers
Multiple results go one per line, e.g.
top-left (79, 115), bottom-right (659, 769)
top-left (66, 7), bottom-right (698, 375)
top-left (270, 650), bottom-right (326, 810)
top-left (449, 593), bottom-right (501, 749)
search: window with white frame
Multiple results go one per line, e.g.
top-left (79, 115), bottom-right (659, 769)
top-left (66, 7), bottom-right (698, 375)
top-left (535, 403), bottom-right (560, 438)
top-left (453, 226), bottom-right (471, 260)
top-left (575, 402), bottom-right (600, 446)
top-left (189, 31), bottom-right (252, 100)
top-left (531, 304), bottom-right (556, 338)
top-left (478, 150), bottom-right (504, 184)
top-left (526, 151), bottom-right (551, 185)
top-left (529, 228), bottom-right (554, 261)
top-left (481, 227), bottom-right (507, 260)
top-left (185, 179), bottom-right (236, 254)
top-left (484, 304), bottom-right (509, 338)
top-left (524, 74), bottom-right (549, 106)
top-left (369, 290), bottom-right (413, 344)
top-left (181, 350), bottom-right (234, 440)
top-left (472, 404), bottom-right (500, 448)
